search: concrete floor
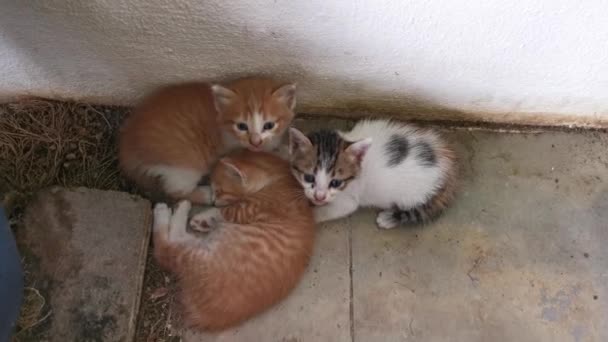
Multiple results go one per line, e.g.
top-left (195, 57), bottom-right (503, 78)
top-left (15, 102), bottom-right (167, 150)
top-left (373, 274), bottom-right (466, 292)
top-left (185, 121), bottom-right (608, 342)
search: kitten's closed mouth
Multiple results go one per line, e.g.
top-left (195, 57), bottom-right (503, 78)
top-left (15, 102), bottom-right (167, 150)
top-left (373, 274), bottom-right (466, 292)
top-left (311, 199), bottom-right (328, 206)
top-left (248, 146), bottom-right (264, 152)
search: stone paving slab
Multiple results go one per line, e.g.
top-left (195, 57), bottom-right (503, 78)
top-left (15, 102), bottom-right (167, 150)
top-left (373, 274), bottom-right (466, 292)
top-left (351, 129), bottom-right (608, 342)
top-left (19, 187), bottom-right (151, 342)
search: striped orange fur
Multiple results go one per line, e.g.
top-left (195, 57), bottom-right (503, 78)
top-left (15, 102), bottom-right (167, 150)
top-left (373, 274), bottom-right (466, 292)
top-left (152, 150), bottom-right (316, 331)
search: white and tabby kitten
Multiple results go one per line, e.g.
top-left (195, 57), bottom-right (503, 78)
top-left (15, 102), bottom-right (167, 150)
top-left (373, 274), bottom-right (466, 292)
top-left (289, 119), bottom-right (458, 229)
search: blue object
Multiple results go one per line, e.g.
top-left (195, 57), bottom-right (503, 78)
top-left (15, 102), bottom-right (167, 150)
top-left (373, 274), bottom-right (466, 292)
top-left (0, 207), bottom-right (23, 341)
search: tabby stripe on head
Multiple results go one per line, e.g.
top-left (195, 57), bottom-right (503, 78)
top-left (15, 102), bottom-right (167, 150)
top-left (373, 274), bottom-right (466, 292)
top-left (308, 130), bottom-right (342, 172)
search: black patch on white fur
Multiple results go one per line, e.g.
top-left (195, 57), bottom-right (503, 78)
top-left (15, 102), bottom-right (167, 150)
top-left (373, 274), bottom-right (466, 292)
top-left (384, 134), bottom-right (409, 167)
top-left (414, 141), bottom-right (437, 167)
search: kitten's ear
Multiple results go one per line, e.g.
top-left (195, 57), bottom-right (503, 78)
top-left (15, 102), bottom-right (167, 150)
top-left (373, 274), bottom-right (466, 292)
top-left (211, 84), bottom-right (237, 113)
top-left (220, 158), bottom-right (246, 184)
top-left (289, 128), bottom-right (312, 155)
top-left (345, 138), bottom-right (372, 163)
top-left (273, 83), bottom-right (297, 110)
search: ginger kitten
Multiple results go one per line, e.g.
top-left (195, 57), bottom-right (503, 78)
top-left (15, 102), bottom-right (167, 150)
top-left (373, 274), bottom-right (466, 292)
top-left (153, 150), bottom-right (316, 331)
top-left (289, 119), bottom-right (458, 229)
top-left (119, 77), bottom-right (296, 204)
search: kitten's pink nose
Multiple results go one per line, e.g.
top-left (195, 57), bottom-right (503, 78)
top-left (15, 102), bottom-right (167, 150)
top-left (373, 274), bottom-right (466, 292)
top-left (249, 136), bottom-right (262, 147)
top-left (314, 192), bottom-right (327, 201)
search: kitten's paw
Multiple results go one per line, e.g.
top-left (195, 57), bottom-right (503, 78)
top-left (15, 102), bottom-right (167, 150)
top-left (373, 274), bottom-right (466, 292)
top-left (189, 208), bottom-right (220, 233)
top-left (167, 200), bottom-right (191, 231)
top-left (153, 203), bottom-right (171, 230)
top-left (376, 210), bottom-right (399, 229)
top-left (174, 200), bottom-right (192, 218)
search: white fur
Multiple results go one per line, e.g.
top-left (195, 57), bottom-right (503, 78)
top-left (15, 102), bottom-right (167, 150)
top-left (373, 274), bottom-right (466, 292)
top-left (252, 112), bottom-right (264, 134)
top-left (153, 201), bottom-right (192, 244)
top-left (313, 119), bottom-right (453, 223)
top-left (153, 203), bottom-right (171, 234)
top-left (146, 165), bottom-right (203, 195)
top-left (314, 194), bottom-right (358, 222)
top-left (314, 171), bottom-right (330, 200)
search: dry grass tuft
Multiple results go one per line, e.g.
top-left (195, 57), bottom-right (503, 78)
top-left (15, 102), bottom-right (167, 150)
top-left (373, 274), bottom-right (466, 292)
top-left (0, 100), bottom-right (130, 212)
top-left (15, 288), bottom-right (52, 332)
top-left (136, 251), bottom-right (182, 342)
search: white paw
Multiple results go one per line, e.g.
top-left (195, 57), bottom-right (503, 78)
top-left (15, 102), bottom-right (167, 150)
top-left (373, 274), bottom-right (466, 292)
top-left (376, 210), bottom-right (399, 229)
top-left (189, 208), bottom-right (220, 233)
top-left (174, 200), bottom-right (192, 217)
top-left (168, 200), bottom-right (191, 230)
top-left (153, 203), bottom-right (171, 230)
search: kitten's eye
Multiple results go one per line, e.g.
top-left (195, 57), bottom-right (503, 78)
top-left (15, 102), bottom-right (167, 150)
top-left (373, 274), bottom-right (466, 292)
top-left (263, 122), bottom-right (275, 131)
top-left (303, 174), bottom-right (315, 183)
top-left (236, 122), bottom-right (248, 131)
top-left (329, 179), bottom-right (343, 188)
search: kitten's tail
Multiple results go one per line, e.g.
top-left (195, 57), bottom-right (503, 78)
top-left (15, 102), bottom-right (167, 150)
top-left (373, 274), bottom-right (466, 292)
top-left (393, 189), bottom-right (451, 224)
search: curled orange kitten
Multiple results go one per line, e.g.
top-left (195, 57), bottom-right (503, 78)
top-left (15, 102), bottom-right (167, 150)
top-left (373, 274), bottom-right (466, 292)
top-left (119, 77), bottom-right (296, 203)
top-left (153, 150), bottom-right (316, 331)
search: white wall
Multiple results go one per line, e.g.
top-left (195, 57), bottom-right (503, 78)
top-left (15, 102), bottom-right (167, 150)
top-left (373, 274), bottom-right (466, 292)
top-left (1, 0), bottom-right (607, 126)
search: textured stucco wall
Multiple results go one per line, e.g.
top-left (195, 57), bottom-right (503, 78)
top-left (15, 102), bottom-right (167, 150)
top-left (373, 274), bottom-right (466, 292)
top-left (1, 0), bottom-right (608, 126)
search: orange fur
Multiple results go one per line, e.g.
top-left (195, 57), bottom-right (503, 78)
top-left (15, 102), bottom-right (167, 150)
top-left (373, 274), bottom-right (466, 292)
top-left (153, 151), bottom-right (316, 331)
top-left (119, 77), bottom-right (296, 203)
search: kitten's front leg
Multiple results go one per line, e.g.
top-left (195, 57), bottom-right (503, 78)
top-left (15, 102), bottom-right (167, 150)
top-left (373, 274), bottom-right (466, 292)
top-left (154, 200), bottom-right (195, 245)
top-left (314, 197), bottom-right (359, 223)
top-left (168, 200), bottom-right (193, 242)
top-left (153, 203), bottom-right (172, 239)
top-left (189, 207), bottom-right (223, 232)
